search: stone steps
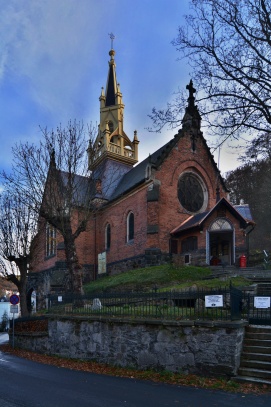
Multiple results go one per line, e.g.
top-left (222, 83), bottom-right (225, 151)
top-left (242, 352), bottom-right (271, 362)
top-left (243, 339), bottom-right (271, 347)
top-left (238, 367), bottom-right (271, 380)
top-left (232, 325), bottom-right (271, 386)
top-left (246, 332), bottom-right (271, 340)
top-left (243, 345), bottom-right (271, 355)
top-left (208, 266), bottom-right (271, 283)
top-left (233, 375), bottom-right (271, 386)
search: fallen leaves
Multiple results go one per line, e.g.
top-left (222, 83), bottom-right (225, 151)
top-left (0, 343), bottom-right (270, 395)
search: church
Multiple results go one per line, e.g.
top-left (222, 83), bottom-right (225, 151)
top-left (29, 46), bottom-right (254, 295)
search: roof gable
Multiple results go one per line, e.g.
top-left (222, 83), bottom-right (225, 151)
top-left (171, 198), bottom-right (254, 236)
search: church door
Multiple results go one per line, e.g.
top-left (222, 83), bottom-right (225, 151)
top-left (207, 218), bottom-right (234, 266)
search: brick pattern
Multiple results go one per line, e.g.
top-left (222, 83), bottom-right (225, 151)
top-left (29, 129), bottom-right (248, 291)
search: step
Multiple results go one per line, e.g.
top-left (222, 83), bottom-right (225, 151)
top-left (243, 339), bottom-right (271, 347)
top-left (232, 375), bottom-right (271, 386)
top-left (238, 367), bottom-right (271, 380)
top-left (243, 345), bottom-right (271, 354)
top-left (245, 332), bottom-right (271, 340)
top-left (242, 352), bottom-right (271, 362)
top-left (246, 325), bottom-right (271, 333)
top-left (240, 359), bottom-right (271, 370)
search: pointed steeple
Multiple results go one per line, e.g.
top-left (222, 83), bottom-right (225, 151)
top-left (105, 49), bottom-right (117, 106)
top-left (88, 41), bottom-right (139, 172)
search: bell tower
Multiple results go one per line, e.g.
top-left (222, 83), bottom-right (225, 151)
top-left (88, 38), bottom-right (139, 173)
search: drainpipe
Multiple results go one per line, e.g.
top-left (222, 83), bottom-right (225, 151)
top-left (93, 213), bottom-right (97, 280)
top-left (245, 225), bottom-right (255, 266)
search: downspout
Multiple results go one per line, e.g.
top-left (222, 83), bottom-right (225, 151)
top-left (94, 213), bottom-right (97, 280)
top-left (245, 224), bottom-right (255, 266)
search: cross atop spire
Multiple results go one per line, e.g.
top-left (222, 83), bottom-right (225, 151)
top-left (109, 32), bottom-right (115, 50)
top-left (186, 79), bottom-right (196, 108)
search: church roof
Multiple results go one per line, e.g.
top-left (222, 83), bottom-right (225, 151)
top-left (234, 204), bottom-right (253, 221)
top-left (109, 128), bottom-right (228, 201)
top-left (109, 141), bottom-right (173, 200)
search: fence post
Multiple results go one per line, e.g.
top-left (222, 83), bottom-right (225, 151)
top-left (230, 286), bottom-right (243, 320)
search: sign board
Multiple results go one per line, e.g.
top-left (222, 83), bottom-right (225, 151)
top-left (98, 252), bottom-right (106, 274)
top-left (58, 296), bottom-right (63, 302)
top-left (205, 295), bottom-right (223, 308)
top-left (254, 296), bottom-right (270, 309)
top-left (10, 294), bottom-right (20, 305)
top-left (10, 305), bottom-right (19, 314)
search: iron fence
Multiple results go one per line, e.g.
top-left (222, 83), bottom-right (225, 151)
top-left (45, 287), bottom-right (250, 321)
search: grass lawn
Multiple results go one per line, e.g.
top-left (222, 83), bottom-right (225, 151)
top-left (83, 264), bottom-right (250, 294)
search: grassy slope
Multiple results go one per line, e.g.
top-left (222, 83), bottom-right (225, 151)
top-left (84, 265), bottom-right (250, 294)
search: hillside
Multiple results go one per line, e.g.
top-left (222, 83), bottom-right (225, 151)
top-left (83, 265), bottom-right (250, 294)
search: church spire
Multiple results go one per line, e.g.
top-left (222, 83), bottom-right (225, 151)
top-left (105, 48), bottom-right (117, 106)
top-left (88, 38), bottom-right (139, 172)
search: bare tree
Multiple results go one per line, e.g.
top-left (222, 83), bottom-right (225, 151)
top-left (0, 192), bottom-right (38, 316)
top-left (240, 133), bottom-right (271, 162)
top-left (225, 159), bottom-right (271, 250)
top-left (2, 120), bottom-right (96, 296)
top-left (150, 0), bottom-right (271, 149)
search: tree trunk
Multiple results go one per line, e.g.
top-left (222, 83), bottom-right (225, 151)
top-left (7, 258), bottom-right (30, 317)
top-left (63, 235), bottom-right (84, 296)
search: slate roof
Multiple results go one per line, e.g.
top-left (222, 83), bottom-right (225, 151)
top-left (59, 171), bottom-right (96, 206)
top-left (109, 129), bottom-right (228, 201)
top-left (234, 204), bottom-right (253, 221)
top-left (109, 141), bottom-right (173, 200)
top-left (170, 212), bottom-right (208, 234)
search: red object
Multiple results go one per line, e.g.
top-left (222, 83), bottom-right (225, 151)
top-left (239, 255), bottom-right (247, 268)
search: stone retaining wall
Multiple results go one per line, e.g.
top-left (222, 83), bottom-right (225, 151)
top-left (13, 317), bottom-right (246, 377)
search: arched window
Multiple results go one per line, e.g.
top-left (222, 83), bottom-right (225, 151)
top-left (209, 218), bottom-right (233, 231)
top-left (108, 121), bottom-right (114, 133)
top-left (105, 223), bottom-right (111, 250)
top-left (127, 212), bottom-right (134, 242)
top-left (46, 223), bottom-right (56, 257)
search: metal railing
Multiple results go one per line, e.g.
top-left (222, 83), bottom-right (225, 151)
top-left (45, 287), bottom-right (249, 321)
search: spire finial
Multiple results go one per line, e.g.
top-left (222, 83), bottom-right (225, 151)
top-left (109, 32), bottom-right (115, 50)
top-left (186, 79), bottom-right (196, 107)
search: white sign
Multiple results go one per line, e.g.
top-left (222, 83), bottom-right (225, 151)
top-left (10, 305), bottom-right (19, 314)
top-left (205, 295), bottom-right (223, 308)
top-left (58, 296), bottom-right (63, 302)
top-left (98, 252), bottom-right (106, 274)
top-left (254, 297), bottom-right (270, 309)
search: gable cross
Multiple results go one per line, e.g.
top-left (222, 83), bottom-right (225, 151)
top-left (186, 79), bottom-right (196, 107)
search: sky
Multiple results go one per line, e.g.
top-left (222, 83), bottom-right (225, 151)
top-left (0, 0), bottom-right (242, 182)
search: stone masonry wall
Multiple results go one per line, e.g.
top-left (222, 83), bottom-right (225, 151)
top-left (13, 318), bottom-right (245, 377)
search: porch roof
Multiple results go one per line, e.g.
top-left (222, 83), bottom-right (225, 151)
top-left (171, 198), bottom-right (255, 237)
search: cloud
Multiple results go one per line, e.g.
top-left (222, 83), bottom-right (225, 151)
top-left (0, 0), bottom-right (104, 118)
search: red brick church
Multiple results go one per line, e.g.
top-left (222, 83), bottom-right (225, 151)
top-left (28, 46), bottom-right (254, 296)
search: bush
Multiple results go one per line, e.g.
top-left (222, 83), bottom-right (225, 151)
top-left (0, 310), bottom-right (9, 332)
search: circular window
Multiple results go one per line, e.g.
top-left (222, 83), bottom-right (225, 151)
top-left (178, 173), bottom-right (206, 213)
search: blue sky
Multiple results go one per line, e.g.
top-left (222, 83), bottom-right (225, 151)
top-left (0, 0), bottom-right (241, 180)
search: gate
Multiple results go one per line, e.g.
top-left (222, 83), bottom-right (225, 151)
top-left (230, 286), bottom-right (243, 320)
top-left (247, 294), bottom-right (271, 325)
